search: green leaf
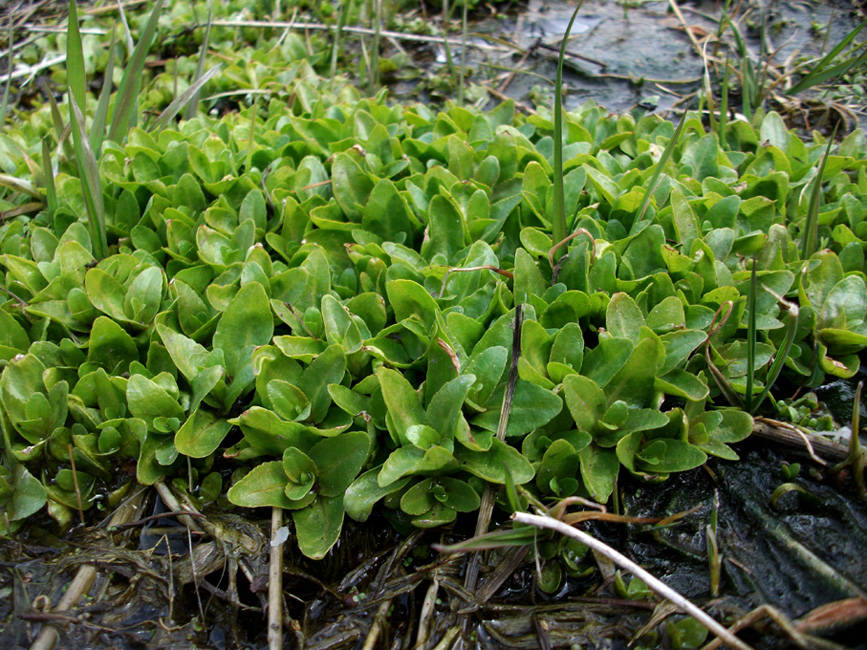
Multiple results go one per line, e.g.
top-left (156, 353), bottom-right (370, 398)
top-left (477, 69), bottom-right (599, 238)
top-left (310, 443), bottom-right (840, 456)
top-left (578, 444), bottom-right (619, 503)
top-left (267, 380), bottom-right (312, 422)
top-left (5, 464), bottom-right (47, 522)
top-left (282, 447), bottom-right (317, 500)
top-left (127, 374), bottom-right (184, 432)
top-left (213, 282), bottom-right (274, 380)
top-left (291, 495), bottom-right (345, 559)
top-left (400, 476), bottom-right (480, 516)
top-left (377, 366), bottom-right (424, 445)
top-left (332, 150), bottom-right (374, 221)
top-left (344, 467), bottom-right (410, 522)
top-left (425, 374), bottom-right (475, 444)
top-left (378, 445), bottom-right (458, 486)
top-left (473, 379), bottom-right (562, 438)
top-left (87, 316), bottom-right (139, 373)
top-left (227, 461), bottom-right (294, 508)
top-left (308, 432), bottom-right (371, 497)
top-left (563, 374), bottom-right (606, 433)
top-left (386, 279), bottom-right (439, 333)
top-left (606, 292), bottom-right (646, 344)
top-left (175, 408), bottom-right (232, 458)
top-left (297, 344), bottom-right (347, 424)
top-left (455, 438), bottom-right (534, 484)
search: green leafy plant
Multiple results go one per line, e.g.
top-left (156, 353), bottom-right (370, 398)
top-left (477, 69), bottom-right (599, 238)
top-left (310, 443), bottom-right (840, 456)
top-left (0, 1), bottom-right (866, 561)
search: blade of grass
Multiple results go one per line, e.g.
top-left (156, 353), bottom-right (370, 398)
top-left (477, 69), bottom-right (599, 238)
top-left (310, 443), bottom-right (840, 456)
top-left (90, 26), bottom-right (116, 154)
top-left (185, 0), bottom-right (214, 120)
top-left (745, 255), bottom-right (757, 413)
top-left (115, 0), bottom-right (135, 54)
top-left (0, 26), bottom-right (13, 127)
top-left (108, 0), bottom-right (164, 144)
top-left (245, 95), bottom-right (258, 173)
top-left (371, 0), bottom-right (381, 95)
top-left (718, 57), bottom-right (729, 147)
top-left (633, 110), bottom-right (687, 228)
top-left (70, 95), bottom-right (108, 259)
top-left (801, 122), bottom-right (839, 260)
top-left (329, 0), bottom-right (351, 93)
top-left (751, 296), bottom-right (798, 414)
top-left (458, 0), bottom-right (467, 107)
top-left (67, 0), bottom-right (87, 116)
top-left (45, 89), bottom-right (67, 143)
top-left (41, 139), bottom-right (57, 215)
top-left (149, 64), bottom-right (222, 133)
top-left (552, 0), bottom-right (586, 262)
top-left (787, 17), bottom-right (867, 95)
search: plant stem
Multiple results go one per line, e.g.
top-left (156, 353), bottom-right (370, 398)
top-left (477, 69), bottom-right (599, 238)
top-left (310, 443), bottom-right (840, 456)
top-left (512, 512), bottom-right (756, 650)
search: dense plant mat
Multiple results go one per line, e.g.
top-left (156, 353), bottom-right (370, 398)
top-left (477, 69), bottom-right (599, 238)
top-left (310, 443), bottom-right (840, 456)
top-left (3, 56), bottom-right (866, 545)
top-left (2, 0), bottom-right (867, 647)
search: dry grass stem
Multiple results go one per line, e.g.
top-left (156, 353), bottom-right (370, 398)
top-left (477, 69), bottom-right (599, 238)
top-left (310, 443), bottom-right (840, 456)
top-left (512, 512), bottom-right (756, 650)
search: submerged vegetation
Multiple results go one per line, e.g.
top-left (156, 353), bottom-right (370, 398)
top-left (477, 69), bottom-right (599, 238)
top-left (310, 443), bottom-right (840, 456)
top-left (0, 0), bottom-right (866, 647)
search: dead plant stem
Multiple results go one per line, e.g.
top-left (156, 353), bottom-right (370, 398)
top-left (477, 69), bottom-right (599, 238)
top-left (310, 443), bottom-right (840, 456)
top-left (512, 512), bottom-right (755, 650)
top-left (268, 508), bottom-right (283, 650)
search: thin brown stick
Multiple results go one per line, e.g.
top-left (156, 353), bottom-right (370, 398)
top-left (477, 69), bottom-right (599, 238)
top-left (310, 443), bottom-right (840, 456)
top-left (438, 265), bottom-right (513, 298)
top-left (463, 305), bottom-right (523, 604)
top-left (211, 19), bottom-right (505, 50)
top-left (268, 508), bottom-right (283, 650)
top-left (513, 512), bottom-right (755, 650)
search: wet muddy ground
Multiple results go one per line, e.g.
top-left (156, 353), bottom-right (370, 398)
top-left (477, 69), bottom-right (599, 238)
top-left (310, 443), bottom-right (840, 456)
top-left (397, 0), bottom-right (866, 127)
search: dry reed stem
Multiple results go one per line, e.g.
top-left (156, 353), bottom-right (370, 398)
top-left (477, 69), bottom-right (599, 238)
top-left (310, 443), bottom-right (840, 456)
top-left (512, 512), bottom-right (756, 650)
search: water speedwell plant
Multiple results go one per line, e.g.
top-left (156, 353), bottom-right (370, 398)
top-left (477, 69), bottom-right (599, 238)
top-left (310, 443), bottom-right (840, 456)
top-left (0, 0), bottom-right (865, 568)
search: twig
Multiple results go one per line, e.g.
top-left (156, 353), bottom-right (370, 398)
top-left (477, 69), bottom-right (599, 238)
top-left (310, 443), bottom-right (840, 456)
top-left (753, 418), bottom-right (848, 463)
top-left (361, 598), bottom-right (393, 650)
top-left (463, 305), bottom-right (523, 603)
top-left (268, 508), bottom-right (283, 650)
top-left (512, 512), bottom-right (756, 650)
top-left (414, 579), bottom-right (439, 649)
top-left (438, 265), bottom-right (513, 298)
top-left (211, 19), bottom-right (504, 50)
top-left (667, 0), bottom-right (708, 62)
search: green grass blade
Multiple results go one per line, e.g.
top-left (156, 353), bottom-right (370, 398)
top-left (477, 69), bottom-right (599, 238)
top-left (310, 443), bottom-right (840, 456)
top-left (371, 0), bottom-right (381, 95)
top-left (458, 0), bottom-right (467, 108)
top-left (789, 47), bottom-right (867, 97)
top-left (745, 256), bottom-right (757, 413)
top-left (552, 0), bottom-right (586, 261)
top-left (787, 17), bottom-right (867, 95)
top-left (90, 26), bottom-right (117, 154)
top-left (149, 64), bottom-right (222, 133)
top-left (185, 0), bottom-right (214, 120)
top-left (434, 526), bottom-right (538, 552)
top-left (245, 95), bottom-right (257, 173)
top-left (67, 0), bottom-right (87, 114)
top-left (0, 26), bottom-right (13, 128)
top-left (718, 57), bottom-right (729, 147)
top-left (634, 110), bottom-right (687, 228)
top-left (46, 90), bottom-right (66, 142)
top-left (108, 0), bottom-right (164, 144)
top-left (751, 300), bottom-right (798, 414)
top-left (70, 95), bottom-right (108, 259)
top-left (41, 139), bottom-right (57, 215)
top-left (801, 123), bottom-right (839, 260)
top-left (66, 0), bottom-right (106, 256)
top-left (329, 0), bottom-right (352, 93)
